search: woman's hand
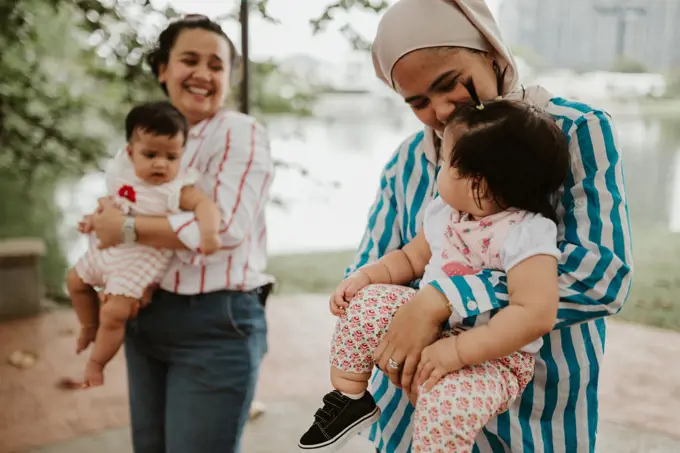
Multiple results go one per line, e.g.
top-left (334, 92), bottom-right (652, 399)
top-left (91, 197), bottom-right (125, 249)
top-left (373, 285), bottom-right (452, 393)
top-left (329, 272), bottom-right (371, 316)
top-left (405, 385), bottom-right (419, 406)
top-left (415, 336), bottom-right (465, 392)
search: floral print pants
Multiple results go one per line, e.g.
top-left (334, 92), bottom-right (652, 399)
top-left (329, 284), bottom-right (535, 452)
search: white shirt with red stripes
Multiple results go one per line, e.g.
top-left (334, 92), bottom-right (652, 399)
top-left (159, 109), bottom-right (275, 295)
top-left (76, 156), bottom-right (199, 299)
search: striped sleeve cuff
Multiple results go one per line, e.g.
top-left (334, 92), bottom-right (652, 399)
top-left (168, 212), bottom-right (230, 266)
top-left (168, 212), bottom-right (200, 251)
top-left (429, 269), bottom-right (508, 322)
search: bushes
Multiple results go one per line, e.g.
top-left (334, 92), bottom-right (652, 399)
top-left (0, 172), bottom-right (68, 300)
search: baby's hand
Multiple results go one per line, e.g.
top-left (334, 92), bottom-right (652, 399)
top-left (78, 215), bottom-right (94, 234)
top-left (415, 336), bottom-right (466, 392)
top-left (199, 233), bottom-right (222, 255)
top-left (329, 271), bottom-right (371, 316)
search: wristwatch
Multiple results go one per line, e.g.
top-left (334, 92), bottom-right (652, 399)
top-left (122, 216), bottom-right (137, 244)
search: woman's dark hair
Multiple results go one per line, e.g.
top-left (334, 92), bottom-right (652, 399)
top-left (444, 78), bottom-right (570, 224)
top-left (125, 101), bottom-right (189, 145)
top-left (146, 15), bottom-right (239, 95)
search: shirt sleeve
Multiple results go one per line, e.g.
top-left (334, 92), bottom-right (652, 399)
top-left (500, 214), bottom-right (561, 272)
top-left (428, 109), bottom-right (633, 328)
top-left (551, 110), bottom-right (633, 327)
top-left (344, 147), bottom-right (404, 277)
top-left (168, 117), bottom-right (273, 264)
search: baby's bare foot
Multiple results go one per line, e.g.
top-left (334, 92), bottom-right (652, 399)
top-left (76, 325), bottom-right (98, 354)
top-left (84, 360), bottom-right (104, 387)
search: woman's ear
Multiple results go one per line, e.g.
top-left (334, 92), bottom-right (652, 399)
top-left (228, 54), bottom-right (243, 86)
top-left (157, 63), bottom-right (168, 83)
top-left (126, 145), bottom-right (133, 157)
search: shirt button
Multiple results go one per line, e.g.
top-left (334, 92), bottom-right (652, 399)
top-left (467, 301), bottom-right (478, 311)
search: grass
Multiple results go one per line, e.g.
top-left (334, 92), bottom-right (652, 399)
top-left (266, 227), bottom-right (680, 332)
top-left (266, 250), bottom-right (355, 295)
top-left (617, 226), bottom-right (680, 331)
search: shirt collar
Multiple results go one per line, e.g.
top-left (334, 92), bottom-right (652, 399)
top-left (422, 127), bottom-right (441, 165)
top-left (188, 110), bottom-right (223, 139)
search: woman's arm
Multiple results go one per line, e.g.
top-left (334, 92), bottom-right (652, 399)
top-left (550, 108), bottom-right (632, 327)
top-left (135, 215), bottom-right (187, 249)
top-left (91, 198), bottom-right (188, 250)
top-left (344, 147), bottom-right (405, 276)
top-left (166, 116), bottom-right (273, 257)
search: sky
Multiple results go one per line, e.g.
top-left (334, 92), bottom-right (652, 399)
top-left (159, 0), bottom-right (502, 60)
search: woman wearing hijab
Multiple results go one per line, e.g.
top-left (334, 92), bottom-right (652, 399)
top-left (324, 0), bottom-right (632, 452)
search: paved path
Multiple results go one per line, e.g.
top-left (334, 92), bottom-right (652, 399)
top-left (22, 417), bottom-right (680, 453)
top-left (1, 295), bottom-right (679, 453)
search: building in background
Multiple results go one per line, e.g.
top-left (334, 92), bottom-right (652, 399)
top-left (498, 0), bottom-right (680, 72)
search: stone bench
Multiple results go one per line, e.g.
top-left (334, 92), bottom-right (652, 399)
top-left (0, 237), bottom-right (46, 321)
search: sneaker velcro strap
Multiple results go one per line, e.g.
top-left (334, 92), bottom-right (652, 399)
top-left (314, 408), bottom-right (333, 423)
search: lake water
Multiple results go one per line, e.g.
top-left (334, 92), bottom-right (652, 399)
top-left (57, 103), bottom-right (680, 263)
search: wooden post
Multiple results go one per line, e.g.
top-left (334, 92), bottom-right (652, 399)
top-left (240, 0), bottom-right (250, 114)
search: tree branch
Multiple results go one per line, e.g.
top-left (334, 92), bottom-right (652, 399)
top-left (310, 0), bottom-right (388, 33)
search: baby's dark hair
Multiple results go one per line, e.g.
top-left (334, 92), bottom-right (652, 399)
top-left (125, 101), bottom-right (189, 145)
top-left (444, 77), bottom-right (570, 224)
top-left (146, 14), bottom-right (238, 95)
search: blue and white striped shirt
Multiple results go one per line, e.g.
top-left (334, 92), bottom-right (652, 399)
top-left (346, 97), bottom-right (633, 453)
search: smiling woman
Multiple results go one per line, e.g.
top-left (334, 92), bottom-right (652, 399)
top-left (394, 48), bottom-right (500, 131)
top-left (88, 14), bottom-right (275, 453)
top-left (340, 0), bottom-right (632, 452)
top-left (147, 15), bottom-right (239, 126)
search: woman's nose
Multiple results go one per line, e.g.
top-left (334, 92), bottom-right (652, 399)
top-left (192, 64), bottom-right (211, 81)
top-left (432, 98), bottom-right (455, 125)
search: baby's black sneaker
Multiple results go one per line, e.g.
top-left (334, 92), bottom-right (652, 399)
top-left (298, 390), bottom-right (380, 451)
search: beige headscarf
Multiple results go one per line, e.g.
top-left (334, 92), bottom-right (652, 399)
top-left (372, 0), bottom-right (519, 94)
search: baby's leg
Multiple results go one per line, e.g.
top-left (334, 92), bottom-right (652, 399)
top-left (412, 351), bottom-right (535, 453)
top-left (330, 284), bottom-right (417, 396)
top-left (85, 295), bottom-right (138, 387)
top-left (299, 284), bottom-right (418, 451)
top-left (66, 267), bottom-right (100, 353)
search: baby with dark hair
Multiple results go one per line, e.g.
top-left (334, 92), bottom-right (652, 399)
top-left (300, 77), bottom-right (571, 452)
top-left (67, 101), bottom-right (221, 387)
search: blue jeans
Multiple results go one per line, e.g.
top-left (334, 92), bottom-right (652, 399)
top-left (124, 288), bottom-right (267, 453)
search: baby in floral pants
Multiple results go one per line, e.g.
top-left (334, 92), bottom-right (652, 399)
top-left (66, 101), bottom-right (221, 387)
top-left (299, 82), bottom-right (570, 452)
